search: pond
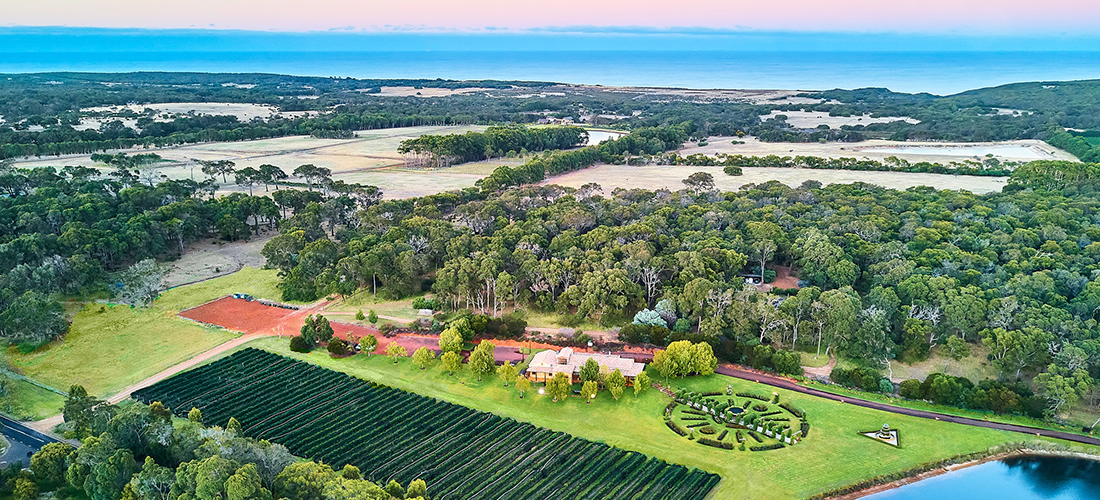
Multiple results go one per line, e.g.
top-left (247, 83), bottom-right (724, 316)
top-left (866, 456), bottom-right (1100, 500)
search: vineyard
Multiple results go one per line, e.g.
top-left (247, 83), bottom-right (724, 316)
top-left (133, 348), bottom-right (720, 500)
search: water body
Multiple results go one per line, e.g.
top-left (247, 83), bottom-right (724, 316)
top-left (866, 456), bottom-right (1100, 500)
top-left (3, 51), bottom-right (1100, 95)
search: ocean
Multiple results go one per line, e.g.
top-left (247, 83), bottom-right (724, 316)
top-left (3, 50), bottom-right (1100, 95)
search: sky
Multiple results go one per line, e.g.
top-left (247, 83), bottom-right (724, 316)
top-left (10, 0), bottom-right (1100, 35)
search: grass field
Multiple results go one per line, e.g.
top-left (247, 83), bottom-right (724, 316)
top-left (232, 337), bottom-right (1096, 500)
top-left (1, 378), bottom-right (65, 421)
top-left (157, 266), bottom-right (288, 311)
top-left (7, 304), bottom-right (237, 398)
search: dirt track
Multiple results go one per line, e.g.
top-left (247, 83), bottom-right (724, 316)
top-left (714, 365), bottom-right (1100, 447)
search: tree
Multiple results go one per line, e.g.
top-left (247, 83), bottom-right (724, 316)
top-left (469, 341), bottom-right (496, 381)
top-left (113, 259), bottom-right (166, 307)
top-left (228, 416), bottom-right (242, 433)
top-left (31, 442), bottom-right (74, 485)
top-left (355, 309), bottom-right (365, 321)
top-left (441, 351), bottom-right (463, 375)
top-left (385, 480), bottom-right (405, 499)
top-left (0, 291), bottom-right (69, 344)
top-left (651, 350), bottom-right (675, 383)
top-left (235, 167), bottom-right (261, 196)
top-left (438, 327), bottom-right (463, 353)
top-left (200, 159), bottom-right (237, 183)
top-left (129, 456), bottom-right (174, 500)
top-left (578, 358), bottom-right (600, 383)
top-left (581, 380), bottom-right (598, 404)
top-left (943, 336), bottom-right (971, 375)
top-left (361, 335), bottom-right (378, 356)
top-left (367, 310), bottom-right (378, 325)
top-left (606, 369), bottom-right (626, 400)
top-left (226, 463), bottom-right (272, 500)
top-left (634, 371), bottom-right (651, 397)
top-left (257, 164), bottom-right (287, 191)
top-left (13, 477), bottom-right (37, 500)
top-left (682, 172), bottom-right (715, 195)
top-left (497, 361), bottom-right (518, 387)
top-left (406, 479), bottom-right (428, 499)
top-left (516, 376), bottom-right (532, 398)
top-left (274, 461), bottom-right (335, 500)
top-left (386, 343), bottom-right (407, 363)
top-left (188, 407), bottom-right (203, 424)
top-left (412, 347), bottom-right (435, 369)
top-left (547, 372), bottom-right (572, 402)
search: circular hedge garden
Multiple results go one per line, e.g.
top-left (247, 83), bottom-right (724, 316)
top-left (663, 388), bottom-right (809, 451)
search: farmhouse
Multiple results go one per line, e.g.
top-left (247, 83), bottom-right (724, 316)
top-left (525, 348), bottom-right (646, 385)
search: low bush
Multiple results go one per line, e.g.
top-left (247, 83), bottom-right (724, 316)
top-left (717, 430), bottom-right (728, 441)
top-left (779, 403), bottom-right (805, 418)
top-left (752, 404), bottom-right (768, 412)
top-left (800, 421), bottom-right (810, 438)
top-left (750, 443), bottom-right (785, 452)
top-left (737, 392), bottom-right (769, 401)
top-left (289, 336), bottom-right (312, 353)
top-left (699, 426), bottom-right (716, 435)
top-left (698, 437), bottom-right (735, 449)
top-left (665, 420), bottom-right (688, 437)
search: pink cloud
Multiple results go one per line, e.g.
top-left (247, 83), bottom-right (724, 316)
top-left (15, 0), bottom-right (1100, 34)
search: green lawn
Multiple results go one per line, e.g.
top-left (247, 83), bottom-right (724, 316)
top-left (2, 378), bottom-right (65, 421)
top-left (8, 304), bottom-right (237, 400)
top-left (156, 266), bottom-right (290, 311)
top-left (237, 337), bottom-right (1096, 500)
top-left (808, 381), bottom-right (1099, 438)
top-left (799, 351), bottom-right (831, 368)
top-left (324, 289), bottom-right (421, 322)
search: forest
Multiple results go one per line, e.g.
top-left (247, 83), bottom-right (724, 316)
top-left (5, 73), bottom-right (1100, 161)
top-left (0, 159), bottom-right (375, 349)
top-left (264, 156), bottom-right (1100, 420)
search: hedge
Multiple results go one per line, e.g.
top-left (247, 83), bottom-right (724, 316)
top-left (750, 443), bottom-right (785, 452)
top-left (698, 437), bottom-right (735, 450)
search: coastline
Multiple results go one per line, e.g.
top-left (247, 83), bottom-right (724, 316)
top-left (818, 448), bottom-right (1100, 500)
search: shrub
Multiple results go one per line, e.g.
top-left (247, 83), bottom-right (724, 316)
top-left (699, 425), bottom-right (717, 435)
top-left (327, 339), bottom-right (349, 356)
top-left (899, 379), bottom-right (922, 399)
top-left (752, 404), bottom-right (768, 412)
top-left (412, 297), bottom-right (442, 310)
top-left (779, 403), bottom-right (804, 418)
top-left (750, 443), bottom-right (785, 451)
top-left (879, 378), bottom-right (896, 394)
top-left (723, 165), bottom-right (743, 176)
top-left (717, 430), bottom-right (728, 441)
top-left (289, 336), bottom-right (312, 352)
top-left (379, 323), bottom-right (396, 335)
top-left (800, 421), bottom-right (810, 438)
top-left (737, 392), bottom-right (769, 401)
top-left (665, 420), bottom-right (688, 436)
top-left (698, 437), bottom-right (734, 449)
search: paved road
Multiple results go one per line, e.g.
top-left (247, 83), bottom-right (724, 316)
top-left (715, 365), bottom-right (1100, 447)
top-left (0, 414), bottom-right (59, 467)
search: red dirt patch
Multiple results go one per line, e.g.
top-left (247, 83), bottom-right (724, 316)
top-left (179, 297), bottom-right (299, 334)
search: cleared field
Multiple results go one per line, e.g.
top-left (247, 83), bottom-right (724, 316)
top-left (134, 348), bottom-right (720, 500)
top-left (545, 164), bottom-right (1009, 194)
top-left (10, 125), bottom-right (490, 199)
top-left (161, 234), bottom-right (272, 289)
top-left (682, 137), bottom-right (1074, 163)
top-left (760, 110), bottom-right (919, 128)
top-left (233, 337), bottom-right (1097, 500)
top-left (7, 304), bottom-right (236, 397)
